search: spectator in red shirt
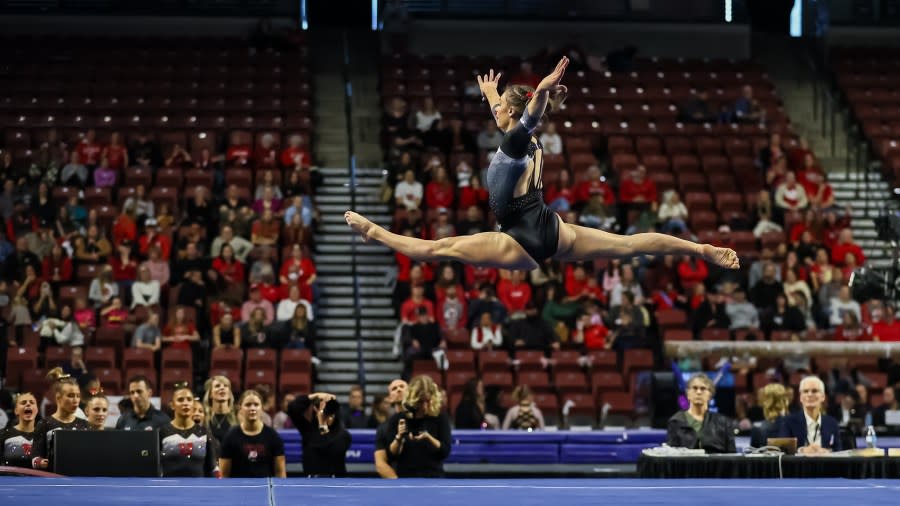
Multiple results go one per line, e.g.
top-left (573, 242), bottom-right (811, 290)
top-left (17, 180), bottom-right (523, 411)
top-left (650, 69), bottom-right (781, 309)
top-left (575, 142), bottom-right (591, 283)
top-left (280, 134), bottom-right (312, 169)
top-left (618, 165), bottom-right (658, 207)
top-left (43, 243), bottom-right (73, 287)
top-left (834, 311), bottom-right (870, 341)
top-left (822, 208), bottom-right (852, 250)
top-left (434, 263), bottom-right (464, 305)
top-left (497, 270), bottom-right (532, 317)
top-left (254, 133), bottom-right (279, 169)
top-left (457, 174), bottom-right (488, 211)
top-left (109, 242), bottom-right (138, 291)
top-left (545, 170), bottom-right (576, 212)
top-left (575, 166), bottom-right (616, 207)
top-left (212, 244), bottom-right (246, 284)
top-left (101, 131), bottom-right (129, 171)
top-left (280, 244), bottom-right (317, 302)
top-left (464, 264), bottom-right (498, 298)
top-left (425, 166), bottom-right (455, 210)
top-left (565, 264), bottom-right (590, 298)
top-left (112, 205), bottom-right (138, 248)
top-left (138, 219), bottom-right (172, 261)
top-left (75, 129), bottom-right (103, 167)
top-left (871, 305), bottom-right (900, 342)
top-left (798, 162), bottom-right (834, 209)
top-left (73, 297), bottom-right (96, 333)
top-left (251, 209), bottom-right (281, 247)
top-left (400, 284), bottom-right (435, 324)
top-left (99, 296), bottom-right (129, 329)
top-left (787, 137), bottom-right (813, 171)
top-left (162, 306), bottom-right (200, 350)
top-left (226, 132), bottom-right (251, 166)
top-left (677, 256), bottom-right (709, 293)
top-left (831, 228), bottom-right (865, 267)
top-left (789, 209), bottom-right (819, 245)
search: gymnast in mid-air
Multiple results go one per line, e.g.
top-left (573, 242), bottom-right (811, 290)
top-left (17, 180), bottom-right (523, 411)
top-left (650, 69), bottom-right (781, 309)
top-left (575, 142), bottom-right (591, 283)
top-left (346, 57), bottom-right (739, 271)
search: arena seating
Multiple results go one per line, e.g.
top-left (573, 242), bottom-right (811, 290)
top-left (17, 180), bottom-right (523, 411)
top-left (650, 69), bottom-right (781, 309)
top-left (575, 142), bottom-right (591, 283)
top-left (0, 34), bottom-right (315, 403)
top-left (832, 46), bottom-right (900, 184)
top-left (381, 51), bottom-right (820, 427)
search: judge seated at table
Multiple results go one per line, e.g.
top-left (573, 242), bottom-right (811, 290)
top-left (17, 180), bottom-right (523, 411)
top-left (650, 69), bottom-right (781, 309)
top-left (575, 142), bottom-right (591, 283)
top-left (777, 375), bottom-right (842, 454)
top-left (666, 373), bottom-right (736, 453)
top-left (750, 383), bottom-right (789, 448)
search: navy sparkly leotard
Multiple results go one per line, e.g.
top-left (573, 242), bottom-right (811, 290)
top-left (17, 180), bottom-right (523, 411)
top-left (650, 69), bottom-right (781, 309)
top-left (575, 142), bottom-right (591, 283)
top-left (486, 109), bottom-right (560, 263)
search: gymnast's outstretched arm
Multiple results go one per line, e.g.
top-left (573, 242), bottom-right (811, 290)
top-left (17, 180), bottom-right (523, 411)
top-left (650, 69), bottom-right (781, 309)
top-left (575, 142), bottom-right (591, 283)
top-left (477, 69), bottom-right (503, 125)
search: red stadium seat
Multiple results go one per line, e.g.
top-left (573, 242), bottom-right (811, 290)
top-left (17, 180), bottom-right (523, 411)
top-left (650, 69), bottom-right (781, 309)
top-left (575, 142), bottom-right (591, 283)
top-left (279, 372), bottom-right (312, 396)
top-left (478, 350), bottom-right (510, 373)
top-left (85, 347), bottom-right (116, 370)
top-left (278, 349), bottom-right (310, 374)
top-left (123, 348), bottom-right (154, 371)
top-left (161, 347), bottom-right (192, 371)
top-left (210, 348), bottom-right (244, 371)
top-left (5, 347), bottom-right (38, 389)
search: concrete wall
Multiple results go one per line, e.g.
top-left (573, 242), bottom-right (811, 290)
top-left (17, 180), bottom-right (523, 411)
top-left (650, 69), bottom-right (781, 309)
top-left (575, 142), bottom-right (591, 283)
top-left (407, 19), bottom-right (751, 59)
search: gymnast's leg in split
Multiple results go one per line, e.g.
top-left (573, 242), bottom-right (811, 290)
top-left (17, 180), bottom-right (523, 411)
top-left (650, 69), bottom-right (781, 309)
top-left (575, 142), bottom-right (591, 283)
top-left (553, 220), bottom-right (740, 268)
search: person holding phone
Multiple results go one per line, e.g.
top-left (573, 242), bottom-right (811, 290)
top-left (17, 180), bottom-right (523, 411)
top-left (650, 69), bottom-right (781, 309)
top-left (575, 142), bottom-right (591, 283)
top-left (383, 375), bottom-right (451, 477)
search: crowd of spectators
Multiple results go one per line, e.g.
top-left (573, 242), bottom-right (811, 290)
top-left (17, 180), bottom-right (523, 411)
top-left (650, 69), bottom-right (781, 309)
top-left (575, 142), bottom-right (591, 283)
top-left (381, 53), bottom-right (900, 426)
top-left (0, 125), bottom-right (324, 402)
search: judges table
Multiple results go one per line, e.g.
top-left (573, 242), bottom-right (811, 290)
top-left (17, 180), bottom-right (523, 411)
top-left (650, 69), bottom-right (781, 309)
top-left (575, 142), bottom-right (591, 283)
top-left (638, 453), bottom-right (900, 479)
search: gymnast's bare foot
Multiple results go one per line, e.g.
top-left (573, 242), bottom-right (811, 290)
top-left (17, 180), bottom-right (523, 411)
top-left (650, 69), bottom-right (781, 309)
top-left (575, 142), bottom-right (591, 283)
top-left (702, 244), bottom-right (740, 269)
top-left (345, 211), bottom-right (376, 243)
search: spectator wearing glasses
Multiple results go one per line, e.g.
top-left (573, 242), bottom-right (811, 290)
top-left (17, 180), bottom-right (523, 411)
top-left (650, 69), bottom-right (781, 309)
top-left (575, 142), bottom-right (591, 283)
top-left (778, 375), bottom-right (842, 453)
top-left (666, 373), bottom-right (736, 453)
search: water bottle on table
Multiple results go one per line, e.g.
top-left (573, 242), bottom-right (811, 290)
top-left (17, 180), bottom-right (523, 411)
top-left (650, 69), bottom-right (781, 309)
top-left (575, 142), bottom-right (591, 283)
top-left (865, 425), bottom-right (878, 449)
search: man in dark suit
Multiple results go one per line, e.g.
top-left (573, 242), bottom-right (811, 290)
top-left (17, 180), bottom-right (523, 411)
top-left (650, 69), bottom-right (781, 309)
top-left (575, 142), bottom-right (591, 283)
top-left (778, 375), bottom-right (842, 453)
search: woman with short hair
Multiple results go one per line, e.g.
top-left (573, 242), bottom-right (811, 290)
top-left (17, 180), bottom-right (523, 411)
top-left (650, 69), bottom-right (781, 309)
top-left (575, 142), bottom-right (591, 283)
top-left (666, 373), bottom-right (736, 453)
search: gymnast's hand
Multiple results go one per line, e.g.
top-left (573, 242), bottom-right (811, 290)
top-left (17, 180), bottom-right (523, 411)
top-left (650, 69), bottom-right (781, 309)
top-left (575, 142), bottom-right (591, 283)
top-left (476, 69), bottom-right (502, 98)
top-left (535, 56), bottom-right (569, 96)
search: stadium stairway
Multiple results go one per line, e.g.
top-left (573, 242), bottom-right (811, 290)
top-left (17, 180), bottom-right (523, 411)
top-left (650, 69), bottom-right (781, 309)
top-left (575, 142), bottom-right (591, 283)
top-left (754, 35), bottom-right (893, 269)
top-left (309, 30), bottom-right (401, 400)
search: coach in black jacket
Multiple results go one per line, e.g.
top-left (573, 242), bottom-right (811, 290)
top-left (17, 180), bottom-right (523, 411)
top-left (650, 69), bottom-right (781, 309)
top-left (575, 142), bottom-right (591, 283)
top-left (778, 375), bottom-right (842, 453)
top-left (666, 373), bottom-right (736, 453)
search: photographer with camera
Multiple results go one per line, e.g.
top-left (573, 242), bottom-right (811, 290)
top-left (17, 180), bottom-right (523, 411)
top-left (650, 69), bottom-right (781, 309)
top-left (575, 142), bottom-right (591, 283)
top-left (382, 375), bottom-right (451, 477)
top-left (287, 391), bottom-right (352, 477)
